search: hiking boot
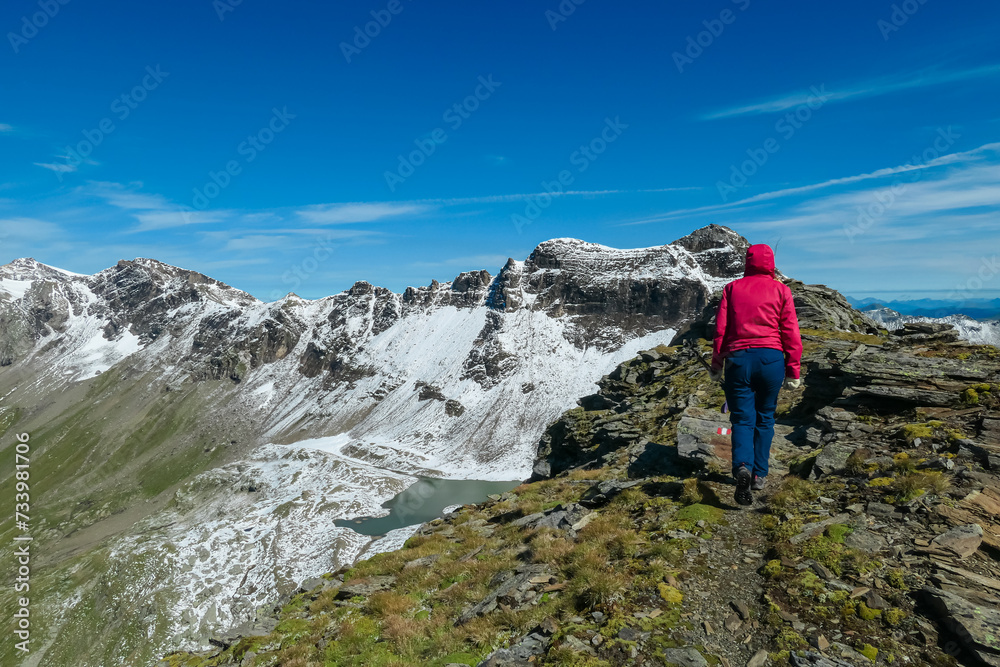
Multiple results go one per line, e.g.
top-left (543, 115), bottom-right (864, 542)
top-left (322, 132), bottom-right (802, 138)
top-left (734, 466), bottom-right (753, 506)
top-left (752, 475), bottom-right (766, 491)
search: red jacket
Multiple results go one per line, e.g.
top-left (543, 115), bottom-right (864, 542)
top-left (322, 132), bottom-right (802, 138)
top-left (711, 244), bottom-right (802, 379)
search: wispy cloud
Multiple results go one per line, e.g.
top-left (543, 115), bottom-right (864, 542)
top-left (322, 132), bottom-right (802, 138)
top-left (133, 209), bottom-right (228, 232)
top-left (624, 142), bottom-right (1000, 226)
top-left (297, 202), bottom-right (427, 224)
top-left (705, 64), bottom-right (1000, 120)
top-left (414, 187), bottom-right (698, 206)
top-left (216, 228), bottom-right (379, 252)
top-left (293, 189), bottom-right (700, 220)
top-left (85, 182), bottom-right (230, 232)
top-left (0, 123), bottom-right (13, 132)
top-left (34, 162), bottom-right (77, 174)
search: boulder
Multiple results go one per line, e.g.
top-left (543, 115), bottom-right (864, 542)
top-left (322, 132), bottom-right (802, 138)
top-left (660, 647), bottom-right (709, 667)
top-left (790, 651), bottom-right (857, 667)
top-left (923, 586), bottom-right (1000, 667)
top-left (457, 565), bottom-right (549, 625)
top-left (843, 529), bottom-right (887, 554)
top-left (676, 407), bottom-right (735, 468)
top-left (510, 503), bottom-right (589, 535)
top-left (931, 524), bottom-right (984, 558)
top-left (810, 443), bottom-right (856, 479)
top-left (335, 576), bottom-right (396, 600)
top-left (477, 632), bottom-right (551, 666)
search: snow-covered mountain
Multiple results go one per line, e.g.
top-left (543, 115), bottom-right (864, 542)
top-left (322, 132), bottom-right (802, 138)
top-left (864, 306), bottom-right (1000, 346)
top-left (0, 225), bottom-right (753, 665)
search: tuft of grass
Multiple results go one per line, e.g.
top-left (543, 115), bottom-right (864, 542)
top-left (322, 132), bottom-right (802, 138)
top-left (679, 477), bottom-right (703, 505)
top-left (769, 477), bottom-right (819, 511)
top-left (892, 471), bottom-right (950, 501)
top-left (528, 528), bottom-right (575, 564)
top-left (893, 452), bottom-right (916, 473)
top-left (845, 449), bottom-right (870, 476)
top-left (367, 591), bottom-right (417, 618)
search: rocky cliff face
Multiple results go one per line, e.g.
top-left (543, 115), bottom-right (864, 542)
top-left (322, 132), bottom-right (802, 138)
top-left (162, 280), bottom-right (1000, 667)
top-left (0, 225), bottom-right (755, 666)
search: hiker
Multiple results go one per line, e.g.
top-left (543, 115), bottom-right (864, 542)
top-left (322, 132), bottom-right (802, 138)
top-left (709, 244), bottom-right (802, 505)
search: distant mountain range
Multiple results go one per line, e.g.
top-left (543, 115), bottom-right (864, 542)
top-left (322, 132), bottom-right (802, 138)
top-left (847, 295), bottom-right (1000, 320)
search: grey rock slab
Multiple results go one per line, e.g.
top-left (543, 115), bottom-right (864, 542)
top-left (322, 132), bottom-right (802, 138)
top-left (477, 632), bottom-right (551, 666)
top-left (810, 443), bottom-right (856, 479)
top-left (923, 585), bottom-right (1000, 667)
top-left (730, 599), bottom-right (752, 620)
top-left (335, 575), bottom-right (396, 600)
top-left (790, 651), bottom-right (857, 667)
top-left (931, 523), bottom-right (984, 558)
top-left (661, 647), bottom-right (709, 667)
top-left (790, 514), bottom-right (851, 544)
top-left (404, 554), bottom-right (441, 570)
top-left (510, 503), bottom-right (589, 535)
top-left (578, 479), bottom-right (641, 507)
top-left (560, 634), bottom-right (596, 655)
top-left (843, 528), bottom-right (887, 554)
top-left (747, 648), bottom-right (769, 667)
top-left (867, 501), bottom-right (897, 517)
top-left (298, 576), bottom-right (326, 593)
top-left (861, 589), bottom-right (889, 610)
top-left (458, 565), bottom-right (548, 625)
top-left (617, 626), bottom-right (650, 642)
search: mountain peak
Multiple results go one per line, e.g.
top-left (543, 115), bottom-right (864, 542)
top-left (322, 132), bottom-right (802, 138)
top-left (2, 257), bottom-right (86, 280)
top-left (672, 224), bottom-right (748, 254)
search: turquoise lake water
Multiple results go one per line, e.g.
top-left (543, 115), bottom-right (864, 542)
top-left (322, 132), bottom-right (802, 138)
top-left (335, 477), bottom-right (522, 536)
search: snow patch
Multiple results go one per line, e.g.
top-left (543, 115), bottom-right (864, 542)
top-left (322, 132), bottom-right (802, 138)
top-left (0, 278), bottom-right (32, 300)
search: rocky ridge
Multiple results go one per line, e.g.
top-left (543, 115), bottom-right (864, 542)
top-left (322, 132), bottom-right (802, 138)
top-left (160, 278), bottom-right (1000, 667)
top-left (864, 307), bottom-right (1000, 348)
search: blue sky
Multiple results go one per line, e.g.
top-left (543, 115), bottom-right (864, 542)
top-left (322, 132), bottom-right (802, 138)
top-left (2, 0), bottom-right (999, 302)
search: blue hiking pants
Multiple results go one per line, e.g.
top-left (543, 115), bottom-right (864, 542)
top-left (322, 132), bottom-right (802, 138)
top-left (723, 347), bottom-right (785, 478)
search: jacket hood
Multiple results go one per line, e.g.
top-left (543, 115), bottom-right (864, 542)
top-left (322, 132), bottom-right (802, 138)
top-left (744, 244), bottom-right (775, 277)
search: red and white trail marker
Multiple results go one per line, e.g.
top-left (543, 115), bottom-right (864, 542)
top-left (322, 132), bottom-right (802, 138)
top-left (716, 427), bottom-right (731, 436)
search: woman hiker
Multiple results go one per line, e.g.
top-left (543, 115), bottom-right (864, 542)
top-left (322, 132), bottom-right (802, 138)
top-left (709, 244), bottom-right (803, 506)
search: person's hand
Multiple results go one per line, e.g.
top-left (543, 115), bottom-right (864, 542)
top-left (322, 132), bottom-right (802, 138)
top-left (784, 378), bottom-right (802, 390)
top-left (709, 368), bottom-right (723, 383)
